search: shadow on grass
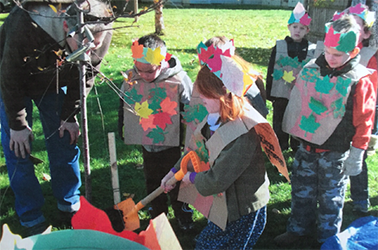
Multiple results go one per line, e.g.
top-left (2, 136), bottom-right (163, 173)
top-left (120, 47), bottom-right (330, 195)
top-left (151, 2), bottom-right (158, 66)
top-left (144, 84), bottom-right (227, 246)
top-left (162, 3), bottom-right (287, 10)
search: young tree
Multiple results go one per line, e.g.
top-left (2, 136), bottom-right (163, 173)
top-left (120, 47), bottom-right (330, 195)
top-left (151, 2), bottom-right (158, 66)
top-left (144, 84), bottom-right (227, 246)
top-left (154, 0), bottom-right (165, 35)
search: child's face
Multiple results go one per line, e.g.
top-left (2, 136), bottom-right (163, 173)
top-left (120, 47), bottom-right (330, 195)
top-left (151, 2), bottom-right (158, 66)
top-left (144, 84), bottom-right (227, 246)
top-left (352, 15), bottom-right (371, 44)
top-left (324, 46), bottom-right (352, 69)
top-left (134, 61), bottom-right (162, 82)
top-left (287, 23), bottom-right (309, 42)
top-left (199, 94), bottom-right (220, 114)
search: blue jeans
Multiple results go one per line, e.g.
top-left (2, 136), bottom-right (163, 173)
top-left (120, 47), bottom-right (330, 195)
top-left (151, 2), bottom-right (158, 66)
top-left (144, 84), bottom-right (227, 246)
top-left (0, 89), bottom-right (81, 227)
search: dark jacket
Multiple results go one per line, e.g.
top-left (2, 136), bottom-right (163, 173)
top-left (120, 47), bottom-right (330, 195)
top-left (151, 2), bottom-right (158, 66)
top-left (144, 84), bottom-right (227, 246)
top-left (266, 36), bottom-right (310, 101)
top-left (0, 6), bottom-right (112, 130)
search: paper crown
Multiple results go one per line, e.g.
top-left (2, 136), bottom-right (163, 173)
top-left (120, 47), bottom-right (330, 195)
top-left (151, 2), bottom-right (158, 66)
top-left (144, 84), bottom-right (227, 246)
top-left (197, 39), bottom-right (256, 97)
top-left (324, 21), bottom-right (357, 53)
top-left (288, 2), bottom-right (311, 26)
top-left (131, 40), bottom-right (172, 66)
top-left (332, 3), bottom-right (376, 28)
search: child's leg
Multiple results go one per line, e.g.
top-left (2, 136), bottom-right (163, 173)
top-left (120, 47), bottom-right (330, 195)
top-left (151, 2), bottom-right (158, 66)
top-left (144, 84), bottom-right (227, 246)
top-left (272, 98), bottom-right (289, 150)
top-left (317, 150), bottom-right (348, 243)
top-left (349, 151), bottom-right (369, 212)
top-left (195, 206), bottom-right (267, 250)
top-left (142, 146), bottom-right (192, 223)
top-left (142, 148), bottom-right (171, 218)
top-left (287, 145), bottom-right (318, 236)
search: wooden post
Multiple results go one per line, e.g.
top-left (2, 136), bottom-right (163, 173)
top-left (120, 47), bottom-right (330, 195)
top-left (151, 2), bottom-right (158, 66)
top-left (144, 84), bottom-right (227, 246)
top-left (108, 132), bottom-right (121, 204)
top-left (307, 0), bottom-right (350, 43)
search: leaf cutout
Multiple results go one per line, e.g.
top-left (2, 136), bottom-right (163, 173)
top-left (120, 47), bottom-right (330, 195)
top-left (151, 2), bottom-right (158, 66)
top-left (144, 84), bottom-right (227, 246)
top-left (349, 3), bottom-right (365, 15)
top-left (198, 45), bottom-right (215, 64)
top-left (145, 47), bottom-right (165, 65)
top-left (335, 77), bottom-right (352, 97)
top-left (309, 97), bottom-right (327, 115)
top-left (282, 70), bottom-right (296, 83)
top-left (160, 97), bottom-right (177, 116)
top-left (131, 41), bottom-right (144, 59)
top-left (149, 99), bottom-right (161, 114)
top-left (300, 68), bottom-right (318, 82)
top-left (147, 127), bottom-right (166, 143)
top-left (315, 75), bottom-right (334, 94)
top-left (124, 88), bottom-right (142, 105)
top-left (299, 114), bottom-right (320, 135)
top-left (206, 53), bottom-right (222, 72)
top-left (331, 98), bottom-right (346, 118)
top-left (273, 69), bottom-right (284, 80)
top-left (153, 112), bottom-right (172, 130)
top-left (140, 116), bottom-right (156, 131)
top-left (337, 31), bottom-right (357, 53)
top-left (182, 104), bottom-right (208, 123)
top-left (195, 140), bottom-right (209, 163)
top-left (135, 101), bottom-right (153, 119)
top-left (324, 25), bottom-right (341, 48)
top-left (149, 86), bottom-right (167, 101)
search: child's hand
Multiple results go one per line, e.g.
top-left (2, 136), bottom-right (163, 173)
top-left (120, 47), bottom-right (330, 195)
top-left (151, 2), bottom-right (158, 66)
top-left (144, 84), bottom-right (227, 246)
top-left (161, 170), bottom-right (175, 193)
top-left (182, 171), bottom-right (196, 186)
top-left (182, 171), bottom-right (193, 185)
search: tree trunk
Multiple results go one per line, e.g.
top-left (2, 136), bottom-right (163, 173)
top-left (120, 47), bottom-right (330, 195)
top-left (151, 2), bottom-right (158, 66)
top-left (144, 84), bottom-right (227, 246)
top-left (154, 1), bottom-right (165, 36)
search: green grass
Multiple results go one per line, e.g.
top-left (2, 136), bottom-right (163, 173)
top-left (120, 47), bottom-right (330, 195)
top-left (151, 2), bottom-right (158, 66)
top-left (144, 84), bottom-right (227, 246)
top-left (1, 5), bottom-right (378, 249)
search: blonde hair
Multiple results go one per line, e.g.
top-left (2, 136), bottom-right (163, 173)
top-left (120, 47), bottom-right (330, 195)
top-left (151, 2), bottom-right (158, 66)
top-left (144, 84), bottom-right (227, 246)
top-left (196, 66), bottom-right (246, 122)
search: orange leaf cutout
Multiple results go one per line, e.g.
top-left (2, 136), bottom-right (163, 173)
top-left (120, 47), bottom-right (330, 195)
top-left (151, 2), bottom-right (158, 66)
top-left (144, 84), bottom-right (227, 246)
top-left (131, 41), bottom-right (144, 59)
top-left (140, 116), bottom-right (156, 131)
top-left (160, 97), bottom-right (177, 116)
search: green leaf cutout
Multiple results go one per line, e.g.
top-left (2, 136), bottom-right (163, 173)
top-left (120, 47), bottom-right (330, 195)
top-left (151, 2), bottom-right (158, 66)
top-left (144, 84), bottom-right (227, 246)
top-left (124, 88), bottom-right (142, 105)
top-left (147, 126), bottom-right (167, 144)
top-left (182, 104), bottom-right (208, 123)
top-left (335, 77), bottom-right (352, 97)
top-left (309, 97), bottom-right (327, 115)
top-left (299, 114), bottom-right (320, 135)
top-left (315, 75), bottom-right (334, 94)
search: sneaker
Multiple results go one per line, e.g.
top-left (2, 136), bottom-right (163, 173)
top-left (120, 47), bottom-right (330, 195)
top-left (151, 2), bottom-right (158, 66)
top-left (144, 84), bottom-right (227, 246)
top-left (353, 200), bottom-right (370, 213)
top-left (177, 203), bottom-right (194, 231)
top-left (274, 232), bottom-right (302, 247)
top-left (59, 210), bottom-right (76, 228)
top-left (23, 222), bottom-right (49, 238)
top-left (177, 218), bottom-right (194, 231)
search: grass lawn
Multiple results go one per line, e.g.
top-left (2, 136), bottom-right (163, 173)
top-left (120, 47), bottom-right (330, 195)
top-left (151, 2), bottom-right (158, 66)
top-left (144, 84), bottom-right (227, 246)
top-left (1, 4), bottom-right (378, 249)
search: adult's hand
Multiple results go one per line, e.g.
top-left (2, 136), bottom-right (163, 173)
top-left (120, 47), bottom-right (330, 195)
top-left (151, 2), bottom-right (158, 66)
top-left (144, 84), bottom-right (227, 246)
top-left (10, 127), bottom-right (33, 158)
top-left (59, 121), bottom-right (80, 145)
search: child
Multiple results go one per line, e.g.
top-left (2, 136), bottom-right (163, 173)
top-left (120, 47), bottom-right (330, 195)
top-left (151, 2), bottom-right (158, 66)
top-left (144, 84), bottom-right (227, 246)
top-left (118, 34), bottom-right (194, 230)
top-left (266, 1), bottom-right (315, 152)
top-left (203, 37), bottom-right (268, 117)
top-left (336, 3), bottom-right (377, 214)
top-left (162, 39), bottom-right (288, 249)
top-left (275, 14), bottom-right (377, 246)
